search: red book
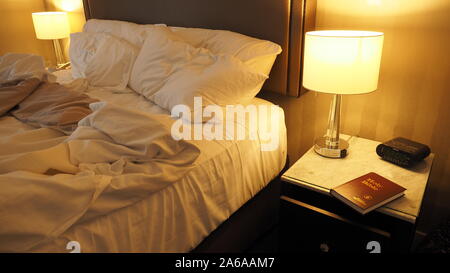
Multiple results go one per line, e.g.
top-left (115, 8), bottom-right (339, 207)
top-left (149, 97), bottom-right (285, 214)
top-left (330, 172), bottom-right (406, 215)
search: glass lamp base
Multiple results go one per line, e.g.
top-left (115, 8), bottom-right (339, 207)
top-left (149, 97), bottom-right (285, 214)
top-left (56, 62), bottom-right (71, 70)
top-left (314, 136), bottom-right (349, 158)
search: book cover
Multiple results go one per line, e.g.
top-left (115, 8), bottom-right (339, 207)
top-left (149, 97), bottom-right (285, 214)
top-left (330, 172), bottom-right (406, 214)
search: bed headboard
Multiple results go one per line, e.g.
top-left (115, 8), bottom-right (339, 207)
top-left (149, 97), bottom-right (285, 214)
top-left (82, 0), bottom-right (316, 97)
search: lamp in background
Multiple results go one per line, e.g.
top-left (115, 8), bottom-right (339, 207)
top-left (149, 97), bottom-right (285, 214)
top-left (32, 11), bottom-right (70, 69)
top-left (303, 30), bottom-right (384, 158)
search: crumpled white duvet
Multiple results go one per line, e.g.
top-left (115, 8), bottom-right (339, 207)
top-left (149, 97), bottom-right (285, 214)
top-left (0, 53), bottom-right (88, 92)
top-left (0, 53), bottom-right (55, 82)
top-left (0, 102), bottom-right (200, 252)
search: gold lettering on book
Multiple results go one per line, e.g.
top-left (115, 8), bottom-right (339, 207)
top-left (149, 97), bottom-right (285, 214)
top-left (361, 177), bottom-right (383, 191)
top-left (352, 196), bottom-right (367, 206)
top-left (364, 195), bottom-right (373, 200)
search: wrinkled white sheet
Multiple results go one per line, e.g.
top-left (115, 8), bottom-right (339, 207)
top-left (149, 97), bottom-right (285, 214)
top-left (1, 69), bottom-right (286, 252)
top-left (0, 102), bottom-right (199, 252)
top-left (25, 73), bottom-right (287, 252)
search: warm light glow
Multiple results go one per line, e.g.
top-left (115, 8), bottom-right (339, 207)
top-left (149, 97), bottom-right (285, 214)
top-left (367, 0), bottom-right (383, 6)
top-left (32, 12), bottom-right (70, 40)
top-left (53, 0), bottom-right (83, 12)
top-left (319, 0), bottom-right (445, 17)
top-left (303, 30), bottom-right (384, 94)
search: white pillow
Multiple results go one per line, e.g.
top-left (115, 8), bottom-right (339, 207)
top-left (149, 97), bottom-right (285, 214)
top-left (69, 32), bottom-right (138, 90)
top-left (129, 26), bottom-right (267, 111)
top-left (83, 19), bottom-right (166, 48)
top-left (170, 26), bottom-right (282, 76)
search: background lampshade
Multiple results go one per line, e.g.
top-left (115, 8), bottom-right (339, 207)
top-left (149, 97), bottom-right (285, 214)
top-left (303, 30), bottom-right (384, 95)
top-left (32, 12), bottom-right (70, 40)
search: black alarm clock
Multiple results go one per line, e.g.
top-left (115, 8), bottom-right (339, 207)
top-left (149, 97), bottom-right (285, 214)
top-left (376, 137), bottom-right (430, 167)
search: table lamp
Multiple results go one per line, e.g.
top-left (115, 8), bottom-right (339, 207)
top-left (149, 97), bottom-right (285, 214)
top-left (303, 30), bottom-right (384, 158)
top-left (32, 11), bottom-right (70, 69)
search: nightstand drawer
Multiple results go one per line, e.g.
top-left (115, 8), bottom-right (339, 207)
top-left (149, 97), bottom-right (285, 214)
top-left (280, 196), bottom-right (392, 253)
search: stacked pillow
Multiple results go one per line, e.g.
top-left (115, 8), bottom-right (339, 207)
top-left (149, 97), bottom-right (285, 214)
top-left (70, 32), bottom-right (139, 90)
top-left (70, 19), bottom-right (282, 113)
top-left (83, 19), bottom-right (167, 48)
top-left (170, 26), bottom-right (281, 77)
top-left (129, 26), bottom-right (269, 110)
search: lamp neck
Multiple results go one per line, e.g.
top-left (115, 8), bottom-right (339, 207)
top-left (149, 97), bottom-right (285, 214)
top-left (326, 94), bottom-right (342, 148)
top-left (53, 39), bottom-right (65, 67)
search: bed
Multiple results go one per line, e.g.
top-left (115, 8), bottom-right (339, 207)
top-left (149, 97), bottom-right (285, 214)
top-left (38, 70), bottom-right (287, 252)
top-left (0, 0), bottom-right (315, 252)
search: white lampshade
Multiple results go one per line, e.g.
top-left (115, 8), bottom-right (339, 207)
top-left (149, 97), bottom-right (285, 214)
top-left (32, 12), bottom-right (70, 40)
top-left (303, 30), bottom-right (384, 95)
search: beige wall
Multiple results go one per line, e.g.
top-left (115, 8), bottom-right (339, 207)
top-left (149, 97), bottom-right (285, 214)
top-left (0, 0), bottom-right (54, 65)
top-left (263, 0), bottom-right (450, 232)
top-left (0, 0), bottom-right (85, 66)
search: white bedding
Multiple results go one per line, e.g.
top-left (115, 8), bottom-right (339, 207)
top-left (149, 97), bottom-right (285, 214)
top-left (0, 99), bottom-right (200, 252)
top-left (4, 70), bottom-right (287, 252)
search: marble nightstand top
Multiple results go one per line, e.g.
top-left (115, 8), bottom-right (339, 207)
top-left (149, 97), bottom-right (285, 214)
top-left (282, 135), bottom-right (434, 223)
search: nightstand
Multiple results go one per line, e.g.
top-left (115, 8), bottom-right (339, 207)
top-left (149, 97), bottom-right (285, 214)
top-left (280, 135), bottom-right (434, 253)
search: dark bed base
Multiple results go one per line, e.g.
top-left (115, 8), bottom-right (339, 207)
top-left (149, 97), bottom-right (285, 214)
top-left (193, 161), bottom-right (288, 253)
